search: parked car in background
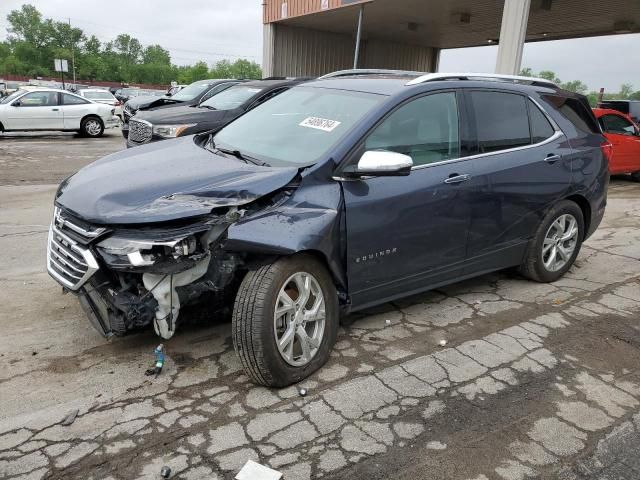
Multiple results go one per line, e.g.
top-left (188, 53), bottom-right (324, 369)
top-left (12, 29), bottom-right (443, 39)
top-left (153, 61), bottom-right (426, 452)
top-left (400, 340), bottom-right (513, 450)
top-left (168, 84), bottom-right (187, 96)
top-left (127, 78), bottom-right (305, 147)
top-left (114, 87), bottom-right (142, 103)
top-left (47, 71), bottom-right (608, 386)
top-left (122, 79), bottom-right (243, 139)
top-left (0, 88), bottom-right (119, 137)
top-left (599, 100), bottom-right (640, 124)
top-left (77, 89), bottom-right (123, 120)
top-left (593, 108), bottom-right (640, 179)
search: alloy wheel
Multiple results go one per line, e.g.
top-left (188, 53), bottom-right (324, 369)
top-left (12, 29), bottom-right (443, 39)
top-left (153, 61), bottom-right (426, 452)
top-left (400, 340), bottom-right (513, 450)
top-left (85, 119), bottom-right (102, 136)
top-left (542, 213), bottom-right (579, 272)
top-left (273, 272), bottom-right (326, 367)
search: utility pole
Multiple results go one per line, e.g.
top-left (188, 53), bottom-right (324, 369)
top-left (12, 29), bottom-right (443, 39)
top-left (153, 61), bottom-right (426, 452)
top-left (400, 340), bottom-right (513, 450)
top-left (69, 18), bottom-right (77, 87)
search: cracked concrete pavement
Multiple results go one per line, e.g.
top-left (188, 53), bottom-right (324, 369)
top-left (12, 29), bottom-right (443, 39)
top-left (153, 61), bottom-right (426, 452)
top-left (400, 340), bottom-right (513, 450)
top-left (1, 133), bottom-right (640, 479)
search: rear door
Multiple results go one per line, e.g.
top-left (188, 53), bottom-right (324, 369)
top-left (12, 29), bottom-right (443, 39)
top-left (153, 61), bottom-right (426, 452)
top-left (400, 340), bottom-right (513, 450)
top-left (61, 93), bottom-right (95, 129)
top-left (463, 89), bottom-right (573, 273)
top-left (599, 113), bottom-right (640, 174)
top-left (342, 91), bottom-right (477, 308)
top-left (6, 91), bottom-right (62, 130)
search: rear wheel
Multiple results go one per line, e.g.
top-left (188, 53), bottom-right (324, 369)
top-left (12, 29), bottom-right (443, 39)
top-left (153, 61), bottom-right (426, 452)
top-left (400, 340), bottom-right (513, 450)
top-left (81, 116), bottom-right (104, 137)
top-left (631, 171), bottom-right (640, 182)
top-left (519, 200), bottom-right (584, 283)
top-left (232, 254), bottom-right (338, 387)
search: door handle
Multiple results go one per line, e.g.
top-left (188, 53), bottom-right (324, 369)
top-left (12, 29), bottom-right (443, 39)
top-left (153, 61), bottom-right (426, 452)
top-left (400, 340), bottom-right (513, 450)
top-left (544, 154), bottom-right (561, 164)
top-left (444, 174), bottom-right (471, 184)
top-left (51, 108), bottom-right (59, 111)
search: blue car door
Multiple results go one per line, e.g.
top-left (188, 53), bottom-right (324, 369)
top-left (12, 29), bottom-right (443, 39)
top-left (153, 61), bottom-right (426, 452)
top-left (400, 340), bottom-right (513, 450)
top-left (341, 91), bottom-right (477, 310)
top-left (462, 89), bottom-right (573, 273)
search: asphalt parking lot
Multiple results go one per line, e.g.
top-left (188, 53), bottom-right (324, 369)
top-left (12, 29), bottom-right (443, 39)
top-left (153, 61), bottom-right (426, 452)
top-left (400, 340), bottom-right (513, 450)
top-left (1, 132), bottom-right (640, 480)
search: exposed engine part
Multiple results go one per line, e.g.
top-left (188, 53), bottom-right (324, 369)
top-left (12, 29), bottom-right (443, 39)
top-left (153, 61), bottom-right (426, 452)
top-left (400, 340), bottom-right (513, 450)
top-left (142, 255), bottom-right (211, 339)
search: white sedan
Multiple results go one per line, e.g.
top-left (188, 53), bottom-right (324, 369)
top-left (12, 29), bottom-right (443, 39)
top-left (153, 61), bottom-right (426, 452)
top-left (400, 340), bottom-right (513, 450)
top-left (77, 88), bottom-right (124, 119)
top-left (0, 88), bottom-right (119, 137)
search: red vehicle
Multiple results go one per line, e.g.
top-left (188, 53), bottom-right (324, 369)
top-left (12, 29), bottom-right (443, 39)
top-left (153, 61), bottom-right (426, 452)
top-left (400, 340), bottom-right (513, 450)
top-left (593, 108), bottom-right (640, 179)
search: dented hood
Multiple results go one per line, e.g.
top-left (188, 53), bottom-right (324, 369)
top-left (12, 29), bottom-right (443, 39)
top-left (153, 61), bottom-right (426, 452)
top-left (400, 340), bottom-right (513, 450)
top-left (56, 136), bottom-right (299, 225)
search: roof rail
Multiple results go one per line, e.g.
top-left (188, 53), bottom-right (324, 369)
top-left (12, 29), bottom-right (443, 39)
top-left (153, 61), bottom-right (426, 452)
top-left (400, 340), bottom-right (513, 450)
top-left (319, 69), bottom-right (425, 80)
top-left (406, 73), bottom-right (558, 88)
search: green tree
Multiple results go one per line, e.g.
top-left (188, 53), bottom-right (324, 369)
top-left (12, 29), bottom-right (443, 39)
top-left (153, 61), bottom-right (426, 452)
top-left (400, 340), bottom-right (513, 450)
top-left (630, 91), bottom-right (640, 101)
top-left (538, 70), bottom-right (562, 84)
top-left (619, 83), bottom-right (634, 99)
top-left (519, 67), bottom-right (533, 77)
top-left (561, 80), bottom-right (588, 94)
top-left (142, 45), bottom-right (171, 65)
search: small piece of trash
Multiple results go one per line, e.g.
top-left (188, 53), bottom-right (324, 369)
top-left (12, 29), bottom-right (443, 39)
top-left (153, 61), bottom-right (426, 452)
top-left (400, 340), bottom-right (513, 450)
top-left (385, 319), bottom-right (392, 326)
top-left (298, 387), bottom-right (308, 397)
top-left (236, 460), bottom-right (282, 480)
top-left (61, 409), bottom-right (79, 426)
top-left (438, 339), bottom-right (447, 347)
top-left (160, 466), bottom-right (171, 478)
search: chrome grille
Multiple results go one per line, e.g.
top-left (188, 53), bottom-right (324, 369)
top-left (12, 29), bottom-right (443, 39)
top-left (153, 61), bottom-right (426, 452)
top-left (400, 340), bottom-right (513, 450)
top-left (128, 118), bottom-right (152, 144)
top-left (47, 207), bottom-right (104, 290)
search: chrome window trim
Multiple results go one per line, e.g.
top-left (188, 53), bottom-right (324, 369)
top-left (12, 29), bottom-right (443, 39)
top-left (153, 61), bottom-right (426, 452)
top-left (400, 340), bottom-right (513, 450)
top-left (333, 92), bottom-right (564, 180)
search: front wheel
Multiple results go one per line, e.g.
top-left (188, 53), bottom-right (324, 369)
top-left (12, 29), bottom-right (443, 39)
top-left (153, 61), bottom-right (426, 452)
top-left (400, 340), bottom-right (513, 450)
top-left (232, 254), bottom-right (339, 387)
top-left (631, 171), bottom-right (640, 182)
top-left (519, 200), bottom-right (584, 283)
top-left (81, 117), bottom-right (104, 137)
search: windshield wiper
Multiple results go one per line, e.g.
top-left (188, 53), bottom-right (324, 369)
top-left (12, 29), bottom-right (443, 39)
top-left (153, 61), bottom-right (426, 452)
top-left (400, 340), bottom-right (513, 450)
top-left (217, 147), bottom-right (270, 167)
top-left (198, 105), bottom-right (216, 110)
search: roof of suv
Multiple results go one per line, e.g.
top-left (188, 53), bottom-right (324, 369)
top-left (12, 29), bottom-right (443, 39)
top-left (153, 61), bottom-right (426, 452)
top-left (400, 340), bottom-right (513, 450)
top-left (305, 70), bottom-right (563, 96)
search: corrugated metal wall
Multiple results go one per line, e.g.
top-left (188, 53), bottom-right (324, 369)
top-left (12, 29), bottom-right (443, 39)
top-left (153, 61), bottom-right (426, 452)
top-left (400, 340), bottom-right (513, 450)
top-left (363, 39), bottom-right (436, 71)
top-left (263, 0), bottom-right (345, 23)
top-left (263, 23), bottom-right (438, 77)
top-left (269, 24), bottom-right (356, 77)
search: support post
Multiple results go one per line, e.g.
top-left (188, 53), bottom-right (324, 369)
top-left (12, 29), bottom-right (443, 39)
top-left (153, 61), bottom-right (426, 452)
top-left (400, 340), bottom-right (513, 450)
top-left (495, 0), bottom-right (531, 75)
top-left (353, 5), bottom-right (364, 69)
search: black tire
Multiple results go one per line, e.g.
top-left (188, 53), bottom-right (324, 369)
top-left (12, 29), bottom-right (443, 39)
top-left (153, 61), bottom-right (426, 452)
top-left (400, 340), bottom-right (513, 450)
top-left (232, 254), bottom-right (339, 387)
top-left (80, 116), bottom-right (104, 138)
top-left (519, 200), bottom-right (584, 283)
top-left (631, 171), bottom-right (640, 182)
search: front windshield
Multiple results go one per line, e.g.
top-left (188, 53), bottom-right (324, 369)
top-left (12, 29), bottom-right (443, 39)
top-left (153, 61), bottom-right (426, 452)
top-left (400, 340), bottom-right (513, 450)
top-left (171, 81), bottom-right (216, 101)
top-left (201, 85), bottom-right (263, 110)
top-left (1, 90), bottom-right (25, 104)
top-left (213, 87), bottom-right (384, 167)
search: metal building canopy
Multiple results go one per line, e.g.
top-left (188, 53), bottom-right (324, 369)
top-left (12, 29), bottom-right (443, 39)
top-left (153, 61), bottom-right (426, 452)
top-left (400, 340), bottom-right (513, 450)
top-left (268, 0), bottom-right (640, 49)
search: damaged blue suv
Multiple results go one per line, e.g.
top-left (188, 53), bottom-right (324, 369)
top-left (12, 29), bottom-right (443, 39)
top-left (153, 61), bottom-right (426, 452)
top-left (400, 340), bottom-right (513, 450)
top-left (48, 70), bottom-right (609, 387)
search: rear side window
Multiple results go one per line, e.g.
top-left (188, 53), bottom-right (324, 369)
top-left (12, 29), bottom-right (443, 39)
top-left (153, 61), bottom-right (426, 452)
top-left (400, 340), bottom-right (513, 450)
top-left (529, 100), bottom-right (555, 143)
top-left (62, 94), bottom-right (90, 105)
top-left (543, 95), bottom-right (600, 134)
top-left (469, 91), bottom-right (530, 153)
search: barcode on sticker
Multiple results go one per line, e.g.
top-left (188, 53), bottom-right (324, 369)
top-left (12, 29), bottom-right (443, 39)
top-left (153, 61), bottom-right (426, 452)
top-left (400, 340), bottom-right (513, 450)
top-left (299, 116), bottom-right (341, 132)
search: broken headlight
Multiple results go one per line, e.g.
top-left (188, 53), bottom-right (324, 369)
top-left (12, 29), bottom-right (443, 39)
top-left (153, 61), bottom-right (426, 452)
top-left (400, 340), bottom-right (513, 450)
top-left (97, 233), bottom-right (201, 268)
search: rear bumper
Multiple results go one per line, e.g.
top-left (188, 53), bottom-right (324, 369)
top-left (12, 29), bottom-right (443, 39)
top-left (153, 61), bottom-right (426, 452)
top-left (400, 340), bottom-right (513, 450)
top-left (104, 116), bottom-right (120, 129)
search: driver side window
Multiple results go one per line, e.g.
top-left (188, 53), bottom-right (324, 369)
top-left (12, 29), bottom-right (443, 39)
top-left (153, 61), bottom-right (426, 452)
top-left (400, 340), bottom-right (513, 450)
top-left (365, 92), bottom-right (460, 167)
top-left (601, 114), bottom-right (636, 135)
top-left (16, 91), bottom-right (58, 107)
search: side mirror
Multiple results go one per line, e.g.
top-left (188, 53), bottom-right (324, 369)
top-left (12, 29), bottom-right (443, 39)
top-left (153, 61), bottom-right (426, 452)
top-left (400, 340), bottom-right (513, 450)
top-left (344, 150), bottom-right (413, 178)
top-left (12, 100), bottom-right (21, 107)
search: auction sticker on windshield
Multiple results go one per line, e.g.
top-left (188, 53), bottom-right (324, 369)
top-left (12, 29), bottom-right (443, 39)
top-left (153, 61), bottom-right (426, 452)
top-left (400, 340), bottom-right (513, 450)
top-left (299, 116), bottom-right (342, 132)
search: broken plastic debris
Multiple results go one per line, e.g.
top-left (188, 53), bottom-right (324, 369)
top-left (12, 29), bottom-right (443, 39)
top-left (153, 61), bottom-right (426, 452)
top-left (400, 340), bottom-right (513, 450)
top-left (298, 387), bottom-right (308, 397)
top-left (236, 460), bottom-right (282, 480)
top-left (61, 409), bottom-right (79, 426)
top-left (385, 319), bottom-right (392, 326)
top-left (160, 466), bottom-right (171, 478)
top-left (438, 339), bottom-right (447, 347)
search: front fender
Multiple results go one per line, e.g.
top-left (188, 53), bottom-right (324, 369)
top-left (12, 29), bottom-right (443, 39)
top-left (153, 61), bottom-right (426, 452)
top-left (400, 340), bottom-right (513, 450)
top-left (225, 182), bottom-right (347, 290)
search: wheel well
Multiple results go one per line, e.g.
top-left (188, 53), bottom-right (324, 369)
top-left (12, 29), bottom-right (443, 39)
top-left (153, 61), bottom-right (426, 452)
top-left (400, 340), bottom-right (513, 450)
top-left (565, 194), bottom-right (591, 237)
top-left (243, 249), bottom-right (347, 296)
top-left (80, 114), bottom-right (103, 126)
top-left (0, 121), bottom-right (4, 131)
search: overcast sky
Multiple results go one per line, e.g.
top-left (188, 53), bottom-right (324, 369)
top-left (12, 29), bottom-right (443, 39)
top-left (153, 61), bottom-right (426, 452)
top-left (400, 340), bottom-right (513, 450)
top-left (0, 0), bottom-right (637, 92)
